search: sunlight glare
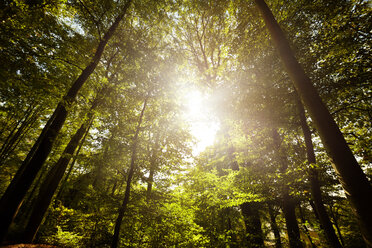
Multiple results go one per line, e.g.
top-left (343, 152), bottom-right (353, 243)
top-left (184, 89), bottom-right (220, 155)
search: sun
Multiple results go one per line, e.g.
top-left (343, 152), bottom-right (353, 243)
top-left (183, 88), bottom-right (220, 155)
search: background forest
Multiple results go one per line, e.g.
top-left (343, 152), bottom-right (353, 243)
top-left (0, 0), bottom-right (371, 247)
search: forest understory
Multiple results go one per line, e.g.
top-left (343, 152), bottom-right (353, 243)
top-left (0, 0), bottom-right (371, 247)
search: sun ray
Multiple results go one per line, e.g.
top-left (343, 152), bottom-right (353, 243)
top-left (182, 87), bottom-right (220, 155)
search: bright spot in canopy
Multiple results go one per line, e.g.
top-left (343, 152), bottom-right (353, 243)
top-left (183, 89), bottom-right (220, 155)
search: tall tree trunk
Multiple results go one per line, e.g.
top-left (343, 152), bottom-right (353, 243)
top-left (0, 105), bottom-right (34, 147)
top-left (146, 132), bottom-right (160, 201)
top-left (146, 164), bottom-right (155, 201)
top-left (225, 130), bottom-right (265, 247)
top-left (309, 200), bottom-right (320, 221)
top-left (268, 205), bottom-right (282, 248)
top-left (297, 99), bottom-right (343, 248)
top-left (111, 97), bottom-right (148, 248)
top-left (0, 1), bottom-right (132, 242)
top-left (92, 132), bottom-right (115, 190)
top-left (253, 1), bottom-right (372, 245)
top-left (14, 163), bottom-right (48, 225)
top-left (281, 190), bottom-right (302, 248)
top-left (241, 202), bottom-right (264, 247)
top-left (55, 121), bottom-right (91, 202)
top-left (272, 129), bottom-right (303, 248)
top-left (0, 105), bottom-right (38, 165)
top-left (224, 207), bottom-right (239, 248)
top-left (298, 204), bottom-right (317, 248)
top-left (328, 205), bottom-right (345, 247)
top-left (22, 97), bottom-right (99, 242)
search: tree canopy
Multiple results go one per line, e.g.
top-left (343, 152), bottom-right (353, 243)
top-left (0, 0), bottom-right (371, 247)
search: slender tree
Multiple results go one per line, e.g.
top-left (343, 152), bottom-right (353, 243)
top-left (0, 0), bottom-right (132, 242)
top-left (0, 105), bottom-right (40, 166)
top-left (268, 204), bottom-right (282, 248)
top-left (253, 0), bottom-right (372, 246)
top-left (226, 130), bottom-right (265, 247)
top-left (111, 96), bottom-right (148, 248)
top-left (22, 86), bottom-right (107, 242)
top-left (297, 97), bottom-right (343, 248)
top-left (272, 129), bottom-right (303, 248)
top-left (146, 131), bottom-right (160, 201)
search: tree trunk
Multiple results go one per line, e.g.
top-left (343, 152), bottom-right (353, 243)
top-left (298, 204), bottom-right (317, 248)
top-left (226, 131), bottom-right (265, 247)
top-left (253, 1), bottom-right (372, 245)
top-left (92, 133), bottom-right (114, 190)
top-left (282, 189), bottom-right (302, 248)
top-left (309, 200), bottom-right (320, 222)
top-left (0, 1), bottom-right (132, 242)
top-left (14, 163), bottom-right (47, 225)
top-left (146, 132), bottom-right (160, 201)
top-left (146, 166), bottom-right (155, 201)
top-left (328, 205), bottom-right (345, 247)
top-left (22, 109), bottom-right (97, 242)
top-left (268, 205), bottom-right (282, 248)
top-left (22, 85), bottom-right (107, 242)
top-left (0, 105), bottom-right (39, 165)
top-left (111, 97), bottom-right (148, 248)
top-left (272, 129), bottom-right (303, 248)
top-left (297, 99), bottom-right (343, 248)
top-left (55, 121), bottom-right (92, 202)
top-left (241, 202), bottom-right (264, 248)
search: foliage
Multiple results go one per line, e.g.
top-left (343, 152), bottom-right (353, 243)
top-left (0, 0), bottom-right (370, 247)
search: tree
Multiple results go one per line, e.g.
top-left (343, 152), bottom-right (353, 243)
top-left (0, 0), bottom-right (132, 242)
top-left (253, 0), bottom-right (372, 246)
top-left (111, 95), bottom-right (148, 248)
top-left (0, 1), bottom-right (370, 247)
top-left (297, 97), bottom-right (342, 248)
top-left (22, 82), bottom-right (110, 242)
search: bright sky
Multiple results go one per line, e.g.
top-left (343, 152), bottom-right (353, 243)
top-left (183, 88), bottom-right (220, 155)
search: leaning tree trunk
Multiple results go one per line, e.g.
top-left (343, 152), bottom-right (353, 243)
top-left (328, 205), bottom-right (345, 247)
top-left (253, 1), bottom-right (372, 246)
top-left (55, 122), bottom-right (91, 202)
top-left (0, 0), bottom-right (132, 243)
top-left (111, 97), bottom-right (148, 248)
top-left (272, 129), bottom-right (303, 248)
top-left (0, 105), bottom-right (40, 165)
top-left (22, 90), bottom-right (103, 242)
top-left (297, 98), bottom-right (343, 248)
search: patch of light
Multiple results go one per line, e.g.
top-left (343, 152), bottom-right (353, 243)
top-left (183, 88), bottom-right (220, 155)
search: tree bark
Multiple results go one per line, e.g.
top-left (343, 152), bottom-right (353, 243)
top-left (226, 130), bottom-right (265, 247)
top-left (268, 205), bottom-right (282, 248)
top-left (253, 1), bottom-right (372, 246)
top-left (328, 205), bottom-right (345, 246)
top-left (241, 202), bottom-right (264, 248)
top-left (55, 120), bottom-right (92, 202)
top-left (0, 0), bottom-right (132, 243)
top-left (272, 129), bottom-right (303, 248)
top-left (14, 163), bottom-right (47, 225)
top-left (111, 97), bottom-right (148, 248)
top-left (298, 204), bottom-right (317, 248)
top-left (0, 105), bottom-right (39, 165)
top-left (297, 99), bottom-right (343, 248)
top-left (282, 190), bottom-right (302, 248)
top-left (146, 132), bottom-right (160, 201)
top-left (92, 132), bottom-right (115, 190)
top-left (22, 98), bottom-right (99, 242)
